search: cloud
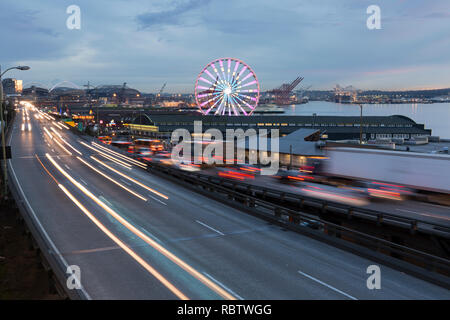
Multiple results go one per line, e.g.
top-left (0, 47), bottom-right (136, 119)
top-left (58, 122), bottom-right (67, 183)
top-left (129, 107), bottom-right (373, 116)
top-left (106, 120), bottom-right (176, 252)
top-left (1, 0), bottom-right (449, 92)
top-left (136, 0), bottom-right (211, 29)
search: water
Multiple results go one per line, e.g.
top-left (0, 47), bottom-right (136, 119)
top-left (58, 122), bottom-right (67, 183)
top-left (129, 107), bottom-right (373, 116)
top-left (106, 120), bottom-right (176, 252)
top-left (277, 101), bottom-right (450, 139)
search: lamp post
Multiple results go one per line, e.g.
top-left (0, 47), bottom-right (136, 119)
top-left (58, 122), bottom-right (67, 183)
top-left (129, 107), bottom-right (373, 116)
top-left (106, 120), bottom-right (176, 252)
top-left (359, 104), bottom-right (363, 144)
top-left (0, 65), bottom-right (30, 199)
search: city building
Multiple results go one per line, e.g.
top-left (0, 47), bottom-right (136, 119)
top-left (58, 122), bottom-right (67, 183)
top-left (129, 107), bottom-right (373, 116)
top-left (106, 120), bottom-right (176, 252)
top-left (2, 78), bottom-right (22, 95)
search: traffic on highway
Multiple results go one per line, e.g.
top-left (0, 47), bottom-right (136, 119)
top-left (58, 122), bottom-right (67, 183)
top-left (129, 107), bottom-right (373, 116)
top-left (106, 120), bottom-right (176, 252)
top-left (6, 101), bottom-right (449, 300)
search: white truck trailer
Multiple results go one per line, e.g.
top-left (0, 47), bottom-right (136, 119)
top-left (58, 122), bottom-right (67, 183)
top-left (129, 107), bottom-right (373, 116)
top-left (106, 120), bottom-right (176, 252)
top-left (322, 147), bottom-right (450, 195)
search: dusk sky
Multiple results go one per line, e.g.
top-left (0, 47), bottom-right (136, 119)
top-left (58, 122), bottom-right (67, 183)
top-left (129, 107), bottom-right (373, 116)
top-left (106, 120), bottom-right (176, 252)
top-left (1, 0), bottom-right (449, 93)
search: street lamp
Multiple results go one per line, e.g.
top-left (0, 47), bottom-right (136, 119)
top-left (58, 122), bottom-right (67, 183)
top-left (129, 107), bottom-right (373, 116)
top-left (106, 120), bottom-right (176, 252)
top-left (359, 104), bottom-right (363, 144)
top-left (0, 65), bottom-right (30, 199)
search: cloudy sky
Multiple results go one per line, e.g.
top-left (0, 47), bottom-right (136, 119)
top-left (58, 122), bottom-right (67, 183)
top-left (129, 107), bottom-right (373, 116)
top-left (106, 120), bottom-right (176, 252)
top-left (1, 0), bottom-right (449, 93)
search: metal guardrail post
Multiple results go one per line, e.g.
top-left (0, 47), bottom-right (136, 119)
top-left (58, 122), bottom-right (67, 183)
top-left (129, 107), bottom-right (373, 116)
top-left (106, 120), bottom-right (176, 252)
top-left (298, 198), bottom-right (304, 209)
top-left (410, 220), bottom-right (418, 235)
top-left (377, 214), bottom-right (383, 226)
top-left (274, 207), bottom-right (281, 218)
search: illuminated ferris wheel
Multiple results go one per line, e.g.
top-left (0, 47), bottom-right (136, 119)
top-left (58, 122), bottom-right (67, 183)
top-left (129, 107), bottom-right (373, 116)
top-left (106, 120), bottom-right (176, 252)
top-left (195, 58), bottom-right (260, 116)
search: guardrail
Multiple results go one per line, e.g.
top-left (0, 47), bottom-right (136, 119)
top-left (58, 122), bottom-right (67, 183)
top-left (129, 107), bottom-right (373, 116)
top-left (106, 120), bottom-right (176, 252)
top-left (187, 172), bottom-right (450, 237)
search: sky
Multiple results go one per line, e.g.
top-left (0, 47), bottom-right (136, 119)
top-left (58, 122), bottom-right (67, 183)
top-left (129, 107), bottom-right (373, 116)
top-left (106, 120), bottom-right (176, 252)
top-left (0, 0), bottom-right (449, 93)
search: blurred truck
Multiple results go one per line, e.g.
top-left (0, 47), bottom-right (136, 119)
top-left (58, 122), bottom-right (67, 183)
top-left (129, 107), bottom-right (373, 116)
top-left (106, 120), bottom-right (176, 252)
top-left (320, 147), bottom-right (450, 204)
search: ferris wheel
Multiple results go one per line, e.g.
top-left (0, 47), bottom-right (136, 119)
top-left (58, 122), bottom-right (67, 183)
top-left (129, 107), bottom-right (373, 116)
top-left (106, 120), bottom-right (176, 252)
top-left (195, 58), bottom-right (260, 116)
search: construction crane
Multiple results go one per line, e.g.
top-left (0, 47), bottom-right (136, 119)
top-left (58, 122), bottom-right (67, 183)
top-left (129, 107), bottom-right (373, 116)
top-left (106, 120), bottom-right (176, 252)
top-left (158, 83), bottom-right (166, 97)
top-left (155, 83), bottom-right (167, 104)
top-left (118, 82), bottom-right (127, 105)
top-left (268, 77), bottom-right (304, 105)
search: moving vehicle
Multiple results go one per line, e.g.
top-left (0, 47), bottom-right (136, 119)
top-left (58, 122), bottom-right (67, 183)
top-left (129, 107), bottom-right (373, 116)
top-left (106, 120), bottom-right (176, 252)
top-left (129, 138), bottom-right (164, 153)
top-left (321, 147), bottom-right (450, 203)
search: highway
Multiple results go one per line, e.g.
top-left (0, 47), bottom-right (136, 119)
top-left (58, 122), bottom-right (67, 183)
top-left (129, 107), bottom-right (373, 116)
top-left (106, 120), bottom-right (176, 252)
top-left (7, 105), bottom-right (450, 299)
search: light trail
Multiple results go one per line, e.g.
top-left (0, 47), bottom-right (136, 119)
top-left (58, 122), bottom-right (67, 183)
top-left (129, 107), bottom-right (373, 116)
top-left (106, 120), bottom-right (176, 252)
top-left (43, 127), bottom-right (53, 140)
top-left (98, 153), bottom-right (132, 169)
top-left (21, 124), bottom-right (25, 131)
top-left (60, 122), bottom-right (70, 129)
top-left (90, 156), bottom-right (168, 200)
top-left (79, 141), bottom-right (132, 169)
top-left (56, 182), bottom-right (187, 299)
top-left (53, 138), bottom-right (72, 156)
top-left (50, 127), bottom-right (62, 138)
top-left (61, 138), bottom-right (83, 155)
top-left (91, 142), bottom-right (147, 169)
top-left (53, 122), bottom-right (63, 130)
top-left (46, 154), bottom-right (234, 300)
top-left (76, 156), bottom-right (147, 201)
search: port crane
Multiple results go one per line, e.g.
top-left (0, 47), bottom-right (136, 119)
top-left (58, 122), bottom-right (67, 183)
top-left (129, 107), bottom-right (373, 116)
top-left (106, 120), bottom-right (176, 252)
top-left (158, 83), bottom-right (166, 96)
top-left (268, 77), bottom-right (303, 105)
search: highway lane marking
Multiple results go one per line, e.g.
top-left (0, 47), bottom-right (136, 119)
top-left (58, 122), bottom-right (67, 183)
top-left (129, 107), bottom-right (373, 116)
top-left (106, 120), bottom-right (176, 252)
top-left (100, 197), bottom-right (113, 207)
top-left (396, 208), bottom-right (450, 221)
top-left (139, 227), bottom-right (164, 244)
top-left (80, 179), bottom-right (88, 185)
top-left (61, 246), bottom-right (121, 256)
top-left (297, 271), bottom-right (357, 300)
top-left (396, 208), bottom-right (424, 215)
top-left (196, 220), bottom-right (225, 236)
top-left (427, 203), bottom-right (450, 209)
top-left (64, 164), bottom-right (71, 171)
top-left (8, 155), bottom-right (91, 299)
top-left (167, 226), bottom-right (274, 243)
top-left (148, 194), bottom-right (167, 206)
top-left (120, 179), bottom-right (132, 186)
top-left (418, 213), bottom-right (450, 221)
top-left (203, 272), bottom-right (244, 300)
